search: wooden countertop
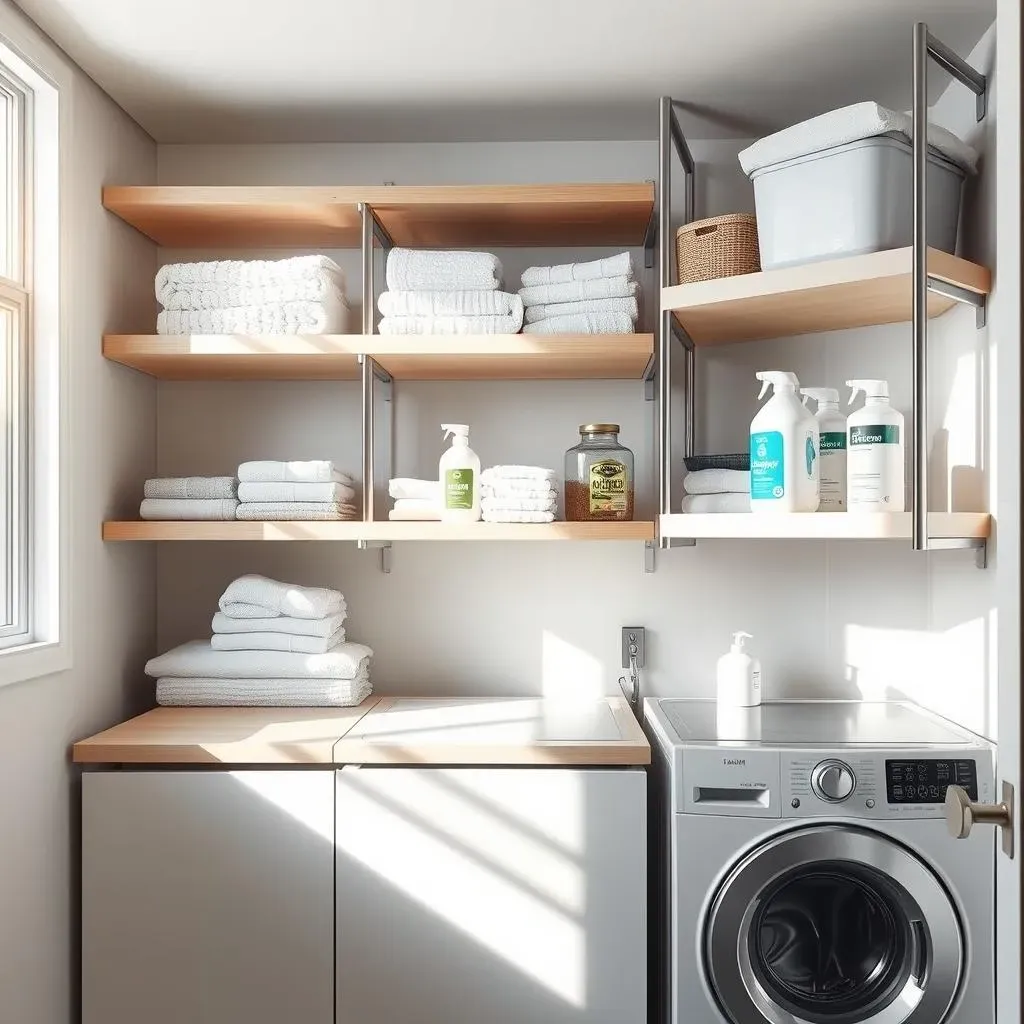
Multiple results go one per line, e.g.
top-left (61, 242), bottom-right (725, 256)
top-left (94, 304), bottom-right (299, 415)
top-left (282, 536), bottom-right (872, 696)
top-left (73, 696), bottom-right (650, 766)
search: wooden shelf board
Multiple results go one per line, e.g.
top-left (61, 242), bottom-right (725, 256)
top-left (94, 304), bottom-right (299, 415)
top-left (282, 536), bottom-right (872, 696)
top-left (662, 248), bottom-right (992, 345)
top-left (103, 520), bottom-right (655, 543)
top-left (660, 511), bottom-right (991, 541)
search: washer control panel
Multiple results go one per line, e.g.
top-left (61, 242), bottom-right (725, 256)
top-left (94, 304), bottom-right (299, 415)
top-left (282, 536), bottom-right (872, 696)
top-left (811, 759), bottom-right (856, 802)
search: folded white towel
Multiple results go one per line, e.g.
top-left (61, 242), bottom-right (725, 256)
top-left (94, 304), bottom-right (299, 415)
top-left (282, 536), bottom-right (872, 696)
top-left (524, 295), bottom-right (639, 324)
top-left (481, 483), bottom-right (557, 501)
top-left (481, 466), bottom-right (558, 484)
top-left (139, 498), bottom-right (239, 521)
top-left (482, 496), bottom-right (557, 513)
top-left (236, 501), bottom-right (356, 521)
top-left (156, 674), bottom-right (372, 708)
top-left (386, 248), bottom-right (502, 292)
top-left (482, 510), bottom-right (556, 524)
top-left (157, 293), bottom-right (349, 336)
top-left (212, 611), bottom-right (346, 637)
top-left (682, 469), bottom-right (751, 495)
top-left (238, 461), bottom-right (351, 484)
top-left (519, 276), bottom-right (637, 307)
top-left (521, 252), bottom-right (633, 287)
top-left (393, 498), bottom-right (440, 512)
top-left (388, 507), bottom-right (442, 521)
top-left (681, 493), bottom-right (751, 513)
top-left (219, 574), bottom-right (344, 620)
top-left (389, 478), bottom-right (440, 501)
top-left (145, 639), bottom-right (373, 679)
top-left (211, 628), bottom-right (346, 654)
top-left (378, 309), bottom-right (524, 335)
top-left (157, 255), bottom-right (345, 301)
top-left (144, 477), bottom-right (237, 500)
top-left (524, 312), bottom-right (635, 336)
top-left (158, 259), bottom-right (346, 310)
top-left (237, 481), bottom-right (355, 503)
top-left (378, 290), bottom-right (520, 318)
top-left (738, 101), bottom-right (978, 176)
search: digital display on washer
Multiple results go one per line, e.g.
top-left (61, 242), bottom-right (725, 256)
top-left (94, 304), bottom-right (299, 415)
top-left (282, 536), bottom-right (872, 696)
top-left (885, 759), bottom-right (978, 804)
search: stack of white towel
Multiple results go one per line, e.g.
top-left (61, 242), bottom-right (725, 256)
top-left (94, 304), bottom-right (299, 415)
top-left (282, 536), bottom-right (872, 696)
top-left (481, 466), bottom-right (558, 523)
top-left (388, 478), bottom-right (441, 521)
top-left (681, 469), bottom-right (751, 513)
top-left (155, 256), bottom-right (350, 336)
top-left (519, 252), bottom-right (639, 335)
top-left (378, 248), bottom-right (524, 335)
top-left (236, 461), bottom-right (357, 521)
top-left (140, 477), bottom-right (238, 521)
top-left (146, 575), bottom-right (372, 706)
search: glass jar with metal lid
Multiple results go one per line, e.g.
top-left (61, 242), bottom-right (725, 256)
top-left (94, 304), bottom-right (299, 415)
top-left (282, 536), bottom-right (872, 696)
top-left (564, 423), bottom-right (635, 521)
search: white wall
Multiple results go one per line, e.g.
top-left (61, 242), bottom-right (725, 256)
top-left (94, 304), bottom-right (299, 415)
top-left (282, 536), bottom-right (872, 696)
top-left (0, 4), bottom-right (157, 1022)
top-left (154, 124), bottom-right (994, 733)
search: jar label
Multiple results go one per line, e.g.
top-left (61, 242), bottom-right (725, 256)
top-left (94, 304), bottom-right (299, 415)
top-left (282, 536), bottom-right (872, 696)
top-left (589, 460), bottom-right (627, 513)
top-left (751, 430), bottom-right (785, 500)
top-left (444, 468), bottom-right (474, 510)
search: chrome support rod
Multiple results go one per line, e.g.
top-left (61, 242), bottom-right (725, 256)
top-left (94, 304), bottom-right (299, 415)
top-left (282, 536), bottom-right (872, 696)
top-left (927, 31), bottom-right (988, 120)
top-left (360, 203), bottom-right (374, 335)
top-left (360, 353), bottom-right (377, 523)
top-left (912, 23), bottom-right (929, 552)
top-left (658, 97), bottom-right (674, 539)
top-left (684, 340), bottom-right (696, 458)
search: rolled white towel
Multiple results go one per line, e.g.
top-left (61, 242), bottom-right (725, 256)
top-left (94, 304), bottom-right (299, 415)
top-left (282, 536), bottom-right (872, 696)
top-left (482, 483), bottom-right (557, 502)
top-left (524, 295), bottom-right (639, 324)
top-left (156, 675), bottom-right (372, 708)
top-left (524, 312), bottom-right (635, 336)
top-left (212, 610), bottom-right (346, 637)
top-left (237, 481), bottom-right (355, 503)
top-left (219, 574), bottom-right (344, 620)
top-left (682, 469), bottom-right (751, 495)
top-left (518, 276), bottom-right (637, 307)
top-left (157, 292), bottom-right (349, 336)
top-left (139, 498), bottom-right (239, 521)
top-left (378, 290), bottom-right (520, 317)
top-left (481, 466), bottom-right (558, 485)
top-left (238, 461), bottom-right (351, 484)
top-left (145, 639), bottom-right (373, 680)
top-left (210, 628), bottom-right (346, 654)
top-left (482, 496), bottom-right (556, 513)
top-left (680, 493), bottom-right (751, 513)
top-left (378, 309), bottom-right (523, 335)
top-left (482, 510), bottom-right (556, 524)
top-left (144, 476), bottom-right (237, 500)
top-left (386, 248), bottom-right (502, 292)
top-left (235, 501), bottom-right (357, 521)
top-left (389, 478), bottom-right (440, 501)
top-left (521, 252), bottom-right (633, 287)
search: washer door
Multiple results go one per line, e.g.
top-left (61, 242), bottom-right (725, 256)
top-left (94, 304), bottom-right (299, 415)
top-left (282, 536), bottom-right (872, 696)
top-left (705, 826), bottom-right (963, 1024)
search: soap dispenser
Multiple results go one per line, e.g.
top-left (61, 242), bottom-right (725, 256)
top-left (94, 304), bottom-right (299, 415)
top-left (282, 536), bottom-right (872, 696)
top-left (716, 631), bottom-right (762, 708)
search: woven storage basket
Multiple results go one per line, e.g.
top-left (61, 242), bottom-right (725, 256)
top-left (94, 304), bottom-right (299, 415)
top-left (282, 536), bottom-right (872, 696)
top-left (676, 213), bottom-right (760, 284)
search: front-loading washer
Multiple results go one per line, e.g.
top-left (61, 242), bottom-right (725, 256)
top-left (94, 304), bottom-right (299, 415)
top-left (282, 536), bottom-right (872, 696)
top-left (644, 699), bottom-right (995, 1024)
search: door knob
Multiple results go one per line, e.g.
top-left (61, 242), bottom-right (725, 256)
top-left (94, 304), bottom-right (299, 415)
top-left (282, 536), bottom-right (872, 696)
top-left (945, 782), bottom-right (1014, 858)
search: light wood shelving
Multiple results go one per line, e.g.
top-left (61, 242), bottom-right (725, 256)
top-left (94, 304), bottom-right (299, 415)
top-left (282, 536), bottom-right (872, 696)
top-left (662, 247), bottom-right (992, 345)
top-left (660, 512), bottom-right (991, 541)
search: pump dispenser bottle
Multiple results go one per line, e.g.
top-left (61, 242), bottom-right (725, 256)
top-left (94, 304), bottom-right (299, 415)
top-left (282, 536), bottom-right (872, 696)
top-left (439, 424), bottom-right (481, 523)
top-left (846, 380), bottom-right (905, 512)
top-left (716, 631), bottom-right (762, 708)
top-left (801, 387), bottom-right (847, 511)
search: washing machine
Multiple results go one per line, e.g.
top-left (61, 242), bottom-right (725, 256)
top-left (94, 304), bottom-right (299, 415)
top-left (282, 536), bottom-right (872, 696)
top-left (644, 699), bottom-right (994, 1024)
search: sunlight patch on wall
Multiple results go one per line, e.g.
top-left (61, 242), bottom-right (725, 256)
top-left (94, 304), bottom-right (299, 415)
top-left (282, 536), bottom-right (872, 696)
top-left (542, 630), bottom-right (605, 701)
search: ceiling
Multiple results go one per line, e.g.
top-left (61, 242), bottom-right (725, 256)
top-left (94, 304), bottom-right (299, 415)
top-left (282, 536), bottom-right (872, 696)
top-left (14, 0), bottom-right (995, 143)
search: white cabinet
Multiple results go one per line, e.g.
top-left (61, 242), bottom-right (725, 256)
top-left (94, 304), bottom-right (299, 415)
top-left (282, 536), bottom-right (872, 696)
top-left (335, 767), bottom-right (646, 1024)
top-left (82, 771), bottom-right (335, 1024)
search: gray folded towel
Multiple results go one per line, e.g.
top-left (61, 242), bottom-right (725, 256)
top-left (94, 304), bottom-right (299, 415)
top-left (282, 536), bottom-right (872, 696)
top-left (144, 476), bottom-right (237, 500)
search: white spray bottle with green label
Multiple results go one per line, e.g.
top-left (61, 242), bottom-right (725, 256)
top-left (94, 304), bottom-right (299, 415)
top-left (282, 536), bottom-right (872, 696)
top-left (750, 371), bottom-right (819, 512)
top-left (801, 387), bottom-right (847, 511)
top-left (846, 380), bottom-right (905, 512)
top-left (439, 424), bottom-right (481, 523)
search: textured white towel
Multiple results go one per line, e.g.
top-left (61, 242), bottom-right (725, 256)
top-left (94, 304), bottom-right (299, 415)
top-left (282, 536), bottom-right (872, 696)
top-left (156, 674), bottom-right (372, 708)
top-left (683, 469), bottom-right (751, 495)
top-left (519, 276), bottom-right (637, 307)
top-left (482, 496), bottom-right (556, 513)
top-left (738, 101), bottom-right (978, 175)
top-left (238, 481), bottom-right (355, 503)
top-left (389, 478), bottom-right (440, 501)
top-left (481, 483), bottom-right (557, 501)
top-left (681, 493), bottom-right (751, 513)
top-left (524, 295), bottom-right (639, 324)
top-left (481, 466), bottom-right (558, 484)
top-left (145, 639), bottom-right (373, 679)
top-left (378, 290), bottom-right (520, 317)
top-left (157, 256), bottom-right (346, 310)
top-left (388, 507), bottom-right (442, 521)
top-left (139, 498), bottom-right (239, 521)
top-left (238, 461), bottom-right (351, 484)
top-left (211, 628), bottom-right (346, 654)
top-left (157, 293), bottom-right (349, 336)
top-left (524, 312), bottom-right (635, 335)
top-left (378, 309), bottom-right (524, 335)
top-left (212, 611), bottom-right (346, 637)
top-left (386, 248), bottom-right (502, 291)
top-left (236, 501), bottom-right (356, 521)
top-left (393, 498), bottom-right (440, 512)
top-left (144, 477), bottom-right (237, 500)
top-left (482, 510), bottom-right (556, 523)
top-left (521, 252), bottom-right (633, 287)
top-left (219, 575), bottom-right (344, 620)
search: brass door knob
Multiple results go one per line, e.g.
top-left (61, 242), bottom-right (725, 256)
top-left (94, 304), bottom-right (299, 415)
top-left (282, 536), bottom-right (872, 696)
top-left (945, 783), bottom-right (1014, 857)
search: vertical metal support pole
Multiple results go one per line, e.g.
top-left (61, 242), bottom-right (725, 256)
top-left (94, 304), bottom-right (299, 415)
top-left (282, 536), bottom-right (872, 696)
top-left (360, 354), bottom-right (376, 522)
top-left (912, 23), bottom-right (929, 551)
top-left (658, 97), bottom-right (674, 538)
top-left (360, 203), bottom-right (374, 335)
top-left (684, 341), bottom-right (695, 458)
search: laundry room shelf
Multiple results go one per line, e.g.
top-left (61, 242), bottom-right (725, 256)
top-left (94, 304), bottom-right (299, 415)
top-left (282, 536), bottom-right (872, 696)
top-left (103, 521), bottom-right (656, 542)
top-left (103, 333), bottom-right (654, 381)
top-left (662, 247), bottom-right (991, 345)
top-left (659, 512), bottom-right (991, 541)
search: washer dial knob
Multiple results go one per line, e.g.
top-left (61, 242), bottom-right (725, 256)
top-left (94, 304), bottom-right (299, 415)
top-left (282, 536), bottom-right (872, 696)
top-left (811, 759), bottom-right (856, 802)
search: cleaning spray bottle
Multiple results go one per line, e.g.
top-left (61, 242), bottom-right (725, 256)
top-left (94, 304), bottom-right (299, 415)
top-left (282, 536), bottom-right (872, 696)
top-left (801, 387), bottom-right (847, 511)
top-left (846, 380), bottom-right (905, 512)
top-left (750, 371), bottom-right (819, 512)
top-left (439, 424), bottom-right (481, 523)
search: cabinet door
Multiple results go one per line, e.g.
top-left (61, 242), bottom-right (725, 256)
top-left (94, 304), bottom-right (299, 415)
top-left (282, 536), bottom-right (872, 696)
top-left (83, 771), bottom-right (334, 1024)
top-left (336, 767), bottom-right (646, 1024)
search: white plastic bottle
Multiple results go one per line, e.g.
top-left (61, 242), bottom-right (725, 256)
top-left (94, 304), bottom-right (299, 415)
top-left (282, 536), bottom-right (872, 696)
top-left (716, 631), bottom-right (762, 708)
top-left (439, 423), bottom-right (481, 523)
top-left (846, 380), bottom-right (905, 512)
top-left (801, 387), bottom-right (847, 511)
top-left (750, 371), bottom-right (820, 512)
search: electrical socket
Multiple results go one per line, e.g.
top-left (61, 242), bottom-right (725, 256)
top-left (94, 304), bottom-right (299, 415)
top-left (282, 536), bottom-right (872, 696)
top-left (621, 626), bottom-right (646, 669)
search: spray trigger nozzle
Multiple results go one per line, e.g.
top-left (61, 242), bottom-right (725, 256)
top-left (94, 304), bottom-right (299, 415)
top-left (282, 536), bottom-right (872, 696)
top-left (442, 423), bottom-right (469, 442)
top-left (756, 371), bottom-right (800, 400)
top-left (846, 380), bottom-right (890, 406)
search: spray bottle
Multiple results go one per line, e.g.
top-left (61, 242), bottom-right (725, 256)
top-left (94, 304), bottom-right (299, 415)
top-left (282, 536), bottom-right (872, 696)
top-left (846, 380), bottom-right (905, 512)
top-left (439, 424), bottom-right (481, 523)
top-left (801, 387), bottom-right (847, 511)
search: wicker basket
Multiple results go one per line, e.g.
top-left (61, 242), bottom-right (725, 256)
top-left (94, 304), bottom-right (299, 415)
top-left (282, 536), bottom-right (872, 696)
top-left (676, 213), bottom-right (760, 284)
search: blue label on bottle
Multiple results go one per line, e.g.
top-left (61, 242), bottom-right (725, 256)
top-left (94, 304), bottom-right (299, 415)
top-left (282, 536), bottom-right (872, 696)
top-left (751, 431), bottom-right (785, 500)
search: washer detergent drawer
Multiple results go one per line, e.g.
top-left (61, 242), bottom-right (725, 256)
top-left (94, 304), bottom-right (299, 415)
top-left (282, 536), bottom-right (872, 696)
top-left (681, 748), bottom-right (781, 817)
